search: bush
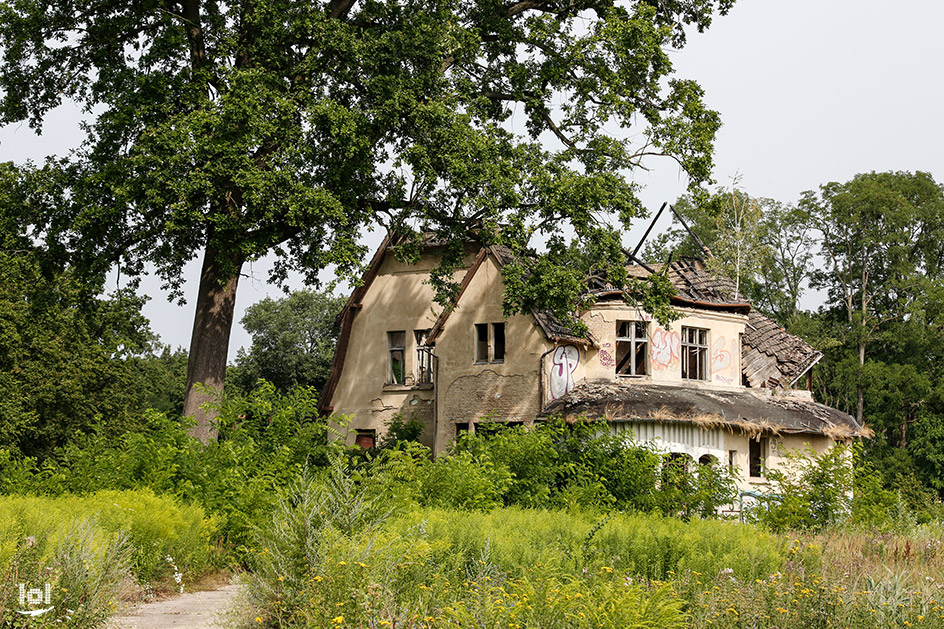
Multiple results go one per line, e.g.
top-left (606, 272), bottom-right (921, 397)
top-left (0, 517), bottom-right (131, 628)
top-left (748, 444), bottom-right (854, 532)
top-left (247, 462), bottom-right (697, 628)
top-left (0, 489), bottom-right (214, 585)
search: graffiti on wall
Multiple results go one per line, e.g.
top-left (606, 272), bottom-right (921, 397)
top-left (711, 336), bottom-right (738, 383)
top-left (711, 336), bottom-right (732, 371)
top-left (549, 344), bottom-right (579, 400)
top-left (598, 342), bottom-right (615, 368)
top-left (651, 328), bottom-right (680, 370)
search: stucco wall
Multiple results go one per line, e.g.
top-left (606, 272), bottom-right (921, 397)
top-left (330, 247), bottom-right (476, 447)
top-left (432, 254), bottom-right (554, 453)
top-left (578, 303), bottom-right (747, 390)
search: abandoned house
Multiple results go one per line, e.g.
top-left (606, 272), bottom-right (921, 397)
top-left (319, 230), bottom-right (866, 493)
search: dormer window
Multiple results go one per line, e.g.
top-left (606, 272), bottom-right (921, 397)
top-left (681, 326), bottom-right (708, 380)
top-left (616, 320), bottom-right (648, 376)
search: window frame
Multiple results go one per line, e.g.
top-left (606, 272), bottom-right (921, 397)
top-left (414, 329), bottom-right (433, 384)
top-left (681, 326), bottom-right (709, 381)
top-left (749, 437), bottom-right (768, 478)
top-left (387, 330), bottom-right (407, 385)
top-left (492, 322), bottom-right (505, 363)
top-left (474, 322), bottom-right (506, 364)
top-left (615, 320), bottom-right (649, 376)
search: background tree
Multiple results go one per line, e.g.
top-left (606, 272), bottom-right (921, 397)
top-left (0, 162), bottom-right (167, 457)
top-left (0, 0), bottom-right (733, 442)
top-left (229, 289), bottom-right (345, 394)
top-left (801, 170), bottom-right (944, 424)
top-left (642, 187), bottom-right (811, 324)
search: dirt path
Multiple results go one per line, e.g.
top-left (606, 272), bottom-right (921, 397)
top-left (107, 583), bottom-right (246, 629)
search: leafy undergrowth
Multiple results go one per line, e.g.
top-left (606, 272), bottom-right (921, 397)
top-left (241, 461), bottom-right (944, 629)
top-left (0, 489), bottom-right (216, 627)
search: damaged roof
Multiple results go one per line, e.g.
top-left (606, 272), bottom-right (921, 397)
top-left (541, 382), bottom-right (865, 439)
top-left (666, 258), bottom-right (823, 388)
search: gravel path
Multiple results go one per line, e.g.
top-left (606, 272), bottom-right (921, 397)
top-left (107, 583), bottom-right (246, 629)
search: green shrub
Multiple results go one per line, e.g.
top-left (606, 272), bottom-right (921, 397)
top-left (0, 489), bottom-right (214, 585)
top-left (0, 517), bottom-right (131, 628)
top-left (749, 444), bottom-right (854, 532)
top-left (247, 463), bottom-right (694, 628)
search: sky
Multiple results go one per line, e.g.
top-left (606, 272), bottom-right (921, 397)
top-left (2, 0), bottom-right (942, 358)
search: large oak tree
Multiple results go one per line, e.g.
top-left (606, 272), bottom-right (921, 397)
top-left (0, 0), bottom-right (732, 441)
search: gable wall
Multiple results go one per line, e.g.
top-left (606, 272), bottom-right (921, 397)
top-left (330, 247), bottom-right (476, 447)
top-left (432, 254), bottom-right (554, 453)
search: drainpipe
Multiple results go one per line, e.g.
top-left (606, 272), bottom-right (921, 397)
top-left (538, 345), bottom-right (557, 415)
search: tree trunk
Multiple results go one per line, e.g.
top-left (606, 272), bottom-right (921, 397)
top-left (183, 246), bottom-right (243, 443)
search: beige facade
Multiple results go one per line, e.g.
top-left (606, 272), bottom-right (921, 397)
top-left (321, 240), bottom-right (862, 492)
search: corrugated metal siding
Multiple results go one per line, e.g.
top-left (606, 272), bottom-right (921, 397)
top-left (611, 421), bottom-right (725, 459)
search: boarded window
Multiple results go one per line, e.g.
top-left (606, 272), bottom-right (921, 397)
top-left (354, 429), bottom-right (376, 449)
top-left (415, 329), bottom-right (432, 384)
top-left (388, 331), bottom-right (406, 384)
top-left (474, 323), bottom-right (489, 363)
top-left (681, 326), bottom-right (708, 380)
top-left (616, 320), bottom-right (648, 376)
top-left (492, 323), bottom-right (505, 362)
top-left (749, 437), bottom-right (767, 478)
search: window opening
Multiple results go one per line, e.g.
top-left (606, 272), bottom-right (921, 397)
top-left (354, 429), bottom-right (376, 449)
top-left (415, 329), bottom-right (433, 384)
top-left (455, 422), bottom-right (470, 436)
top-left (681, 326), bottom-right (708, 380)
top-left (728, 449), bottom-right (737, 473)
top-left (698, 454), bottom-right (716, 466)
top-left (388, 331), bottom-right (406, 384)
top-left (749, 437), bottom-right (767, 478)
top-left (492, 323), bottom-right (505, 362)
top-left (474, 322), bottom-right (506, 363)
top-left (616, 320), bottom-right (648, 376)
top-left (474, 323), bottom-right (489, 363)
top-left (662, 452), bottom-right (692, 490)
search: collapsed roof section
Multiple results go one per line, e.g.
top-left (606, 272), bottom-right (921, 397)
top-left (666, 257), bottom-right (822, 388)
top-left (541, 382), bottom-right (864, 439)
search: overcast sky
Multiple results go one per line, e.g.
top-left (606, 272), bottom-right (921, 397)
top-left (2, 0), bottom-right (942, 357)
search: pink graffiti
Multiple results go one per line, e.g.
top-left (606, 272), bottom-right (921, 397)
top-left (651, 328), bottom-right (680, 370)
top-left (598, 342), bottom-right (615, 368)
top-left (711, 336), bottom-right (732, 371)
top-left (550, 345), bottom-right (579, 400)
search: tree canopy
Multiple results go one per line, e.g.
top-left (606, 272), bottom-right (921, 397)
top-left (229, 289), bottom-right (345, 394)
top-left (0, 0), bottom-right (734, 440)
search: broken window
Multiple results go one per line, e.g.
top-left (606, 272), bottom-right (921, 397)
top-left (354, 429), bottom-right (376, 449)
top-left (474, 322), bottom-right (506, 363)
top-left (475, 323), bottom-right (489, 363)
top-left (698, 454), bottom-right (717, 466)
top-left (616, 320), bottom-right (648, 376)
top-left (681, 326), bottom-right (708, 380)
top-left (387, 331), bottom-right (406, 384)
top-left (749, 437), bottom-right (767, 478)
top-left (492, 323), bottom-right (505, 362)
top-left (415, 329), bottom-right (433, 384)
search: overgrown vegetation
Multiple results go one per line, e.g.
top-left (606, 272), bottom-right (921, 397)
top-left (0, 489), bottom-right (214, 627)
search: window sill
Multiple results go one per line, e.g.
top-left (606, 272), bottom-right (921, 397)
top-left (382, 383), bottom-right (434, 392)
